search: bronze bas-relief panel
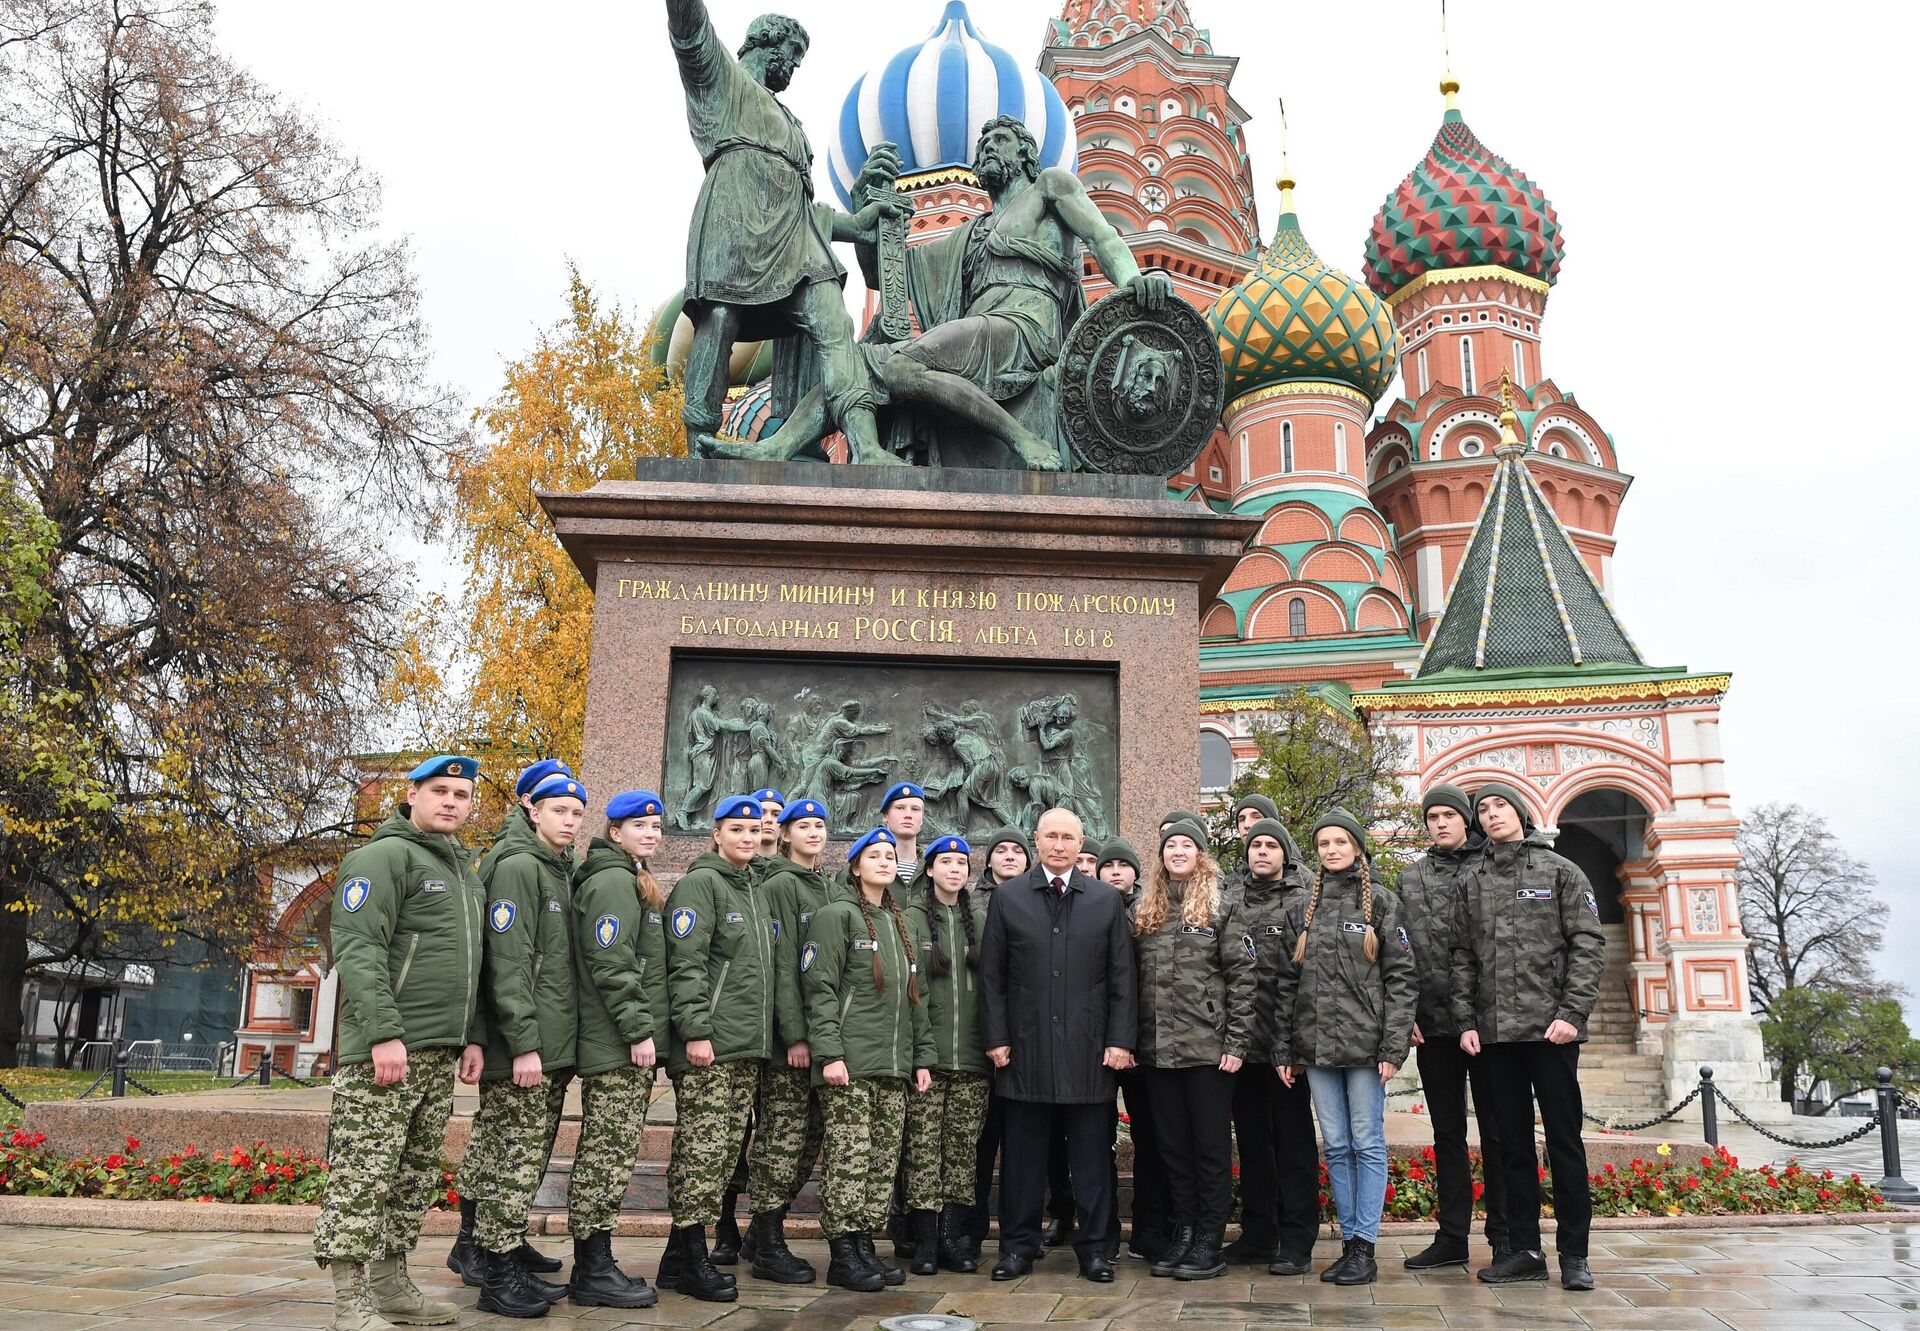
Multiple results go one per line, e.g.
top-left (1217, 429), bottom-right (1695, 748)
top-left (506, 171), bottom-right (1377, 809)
top-left (663, 652), bottom-right (1118, 841)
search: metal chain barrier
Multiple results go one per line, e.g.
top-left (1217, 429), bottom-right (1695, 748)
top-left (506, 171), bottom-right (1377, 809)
top-left (0, 1082), bottom-right (27, 1111)
top-left (1713, 1089), bottom-right (1882, 1150)
top-left (72, 1067), bottom-right (114, 1100)
top-left (1582, 1084), bottom-right (1703, 1133)
top-left (123, 1074), bottom-right (168, 1097)
top-left (276, 1069), bottom-right (324, 1089)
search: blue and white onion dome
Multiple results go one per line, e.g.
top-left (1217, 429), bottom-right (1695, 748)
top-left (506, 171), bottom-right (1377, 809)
top-left (829, 0), bottom-right (1078, 209)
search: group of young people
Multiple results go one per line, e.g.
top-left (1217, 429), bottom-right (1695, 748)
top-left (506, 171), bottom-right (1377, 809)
top-left (311, 753), bottom-right (1608, 1331)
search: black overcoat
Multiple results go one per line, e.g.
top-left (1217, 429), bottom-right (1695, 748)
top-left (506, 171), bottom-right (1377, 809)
top-left (980, 867), bottom-right (1137, 1104)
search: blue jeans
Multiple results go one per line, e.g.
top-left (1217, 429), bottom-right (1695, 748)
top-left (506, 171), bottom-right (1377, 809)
top-left (1305, 1066), bottom-right (1387, 1243)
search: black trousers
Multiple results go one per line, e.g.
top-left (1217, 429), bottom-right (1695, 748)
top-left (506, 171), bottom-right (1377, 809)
top-left (1482, 1040), bottom-right (1590, 1258)
top-left (1048, 1114), bottom-right (1075, 1222)
top-left (1416, 1038), bottom-right (1510, 1248)
top-left (1144, 1065), bottom-right (1236, 1233)
top-left (1230, 1062), bottom-right (1321, 1256)
top-left (1117, 1068), bottom-right (1165, 1242)
top-left (968, 1089), bottom-right (1006, 1243)
top-left (999, 1098), bottom-right (1115, 1258)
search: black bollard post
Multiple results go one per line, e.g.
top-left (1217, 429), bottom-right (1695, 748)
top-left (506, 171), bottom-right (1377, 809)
top-left (258, 1048), bottom-right (274, 1088)
top-left (1698, 1067), bottom-right (1717, 1148)
top-left (1874, 1067), bottom-right (1920, 1207)
top-left (110, 1039), bottom-right (128, 1099)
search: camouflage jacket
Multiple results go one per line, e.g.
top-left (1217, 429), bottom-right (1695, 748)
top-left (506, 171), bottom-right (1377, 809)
top-left (1394, 844), bottom-right (1477, 1040)
top-left (1449, 832), bottom-right (1606, 1044)
top-left (760, 857), bottom-right (834, 1049)
top-left (800, 889), bottom-right (935, 1084)
top-left (1269, 868), bottom-right (1417, 1070)
top-left (473, 836), bottom-right (580, 1079)
top-left (1130, 878), bottom-right (1259, 1069)
top-left (571, 839), bottom-right (669, 1078)
top-left (907, 889), bottom-right (991, 1074)
top-left (331, 810), bottom-right (483, 1065)
top-left (665, 851), bottom-right (775, 1074)
top-left (1231, 870), bottom-right (1299, 1061)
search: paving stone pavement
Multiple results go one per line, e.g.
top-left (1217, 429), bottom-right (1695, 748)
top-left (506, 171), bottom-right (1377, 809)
top-left (3, 1223), bottom-right (1920, 1329)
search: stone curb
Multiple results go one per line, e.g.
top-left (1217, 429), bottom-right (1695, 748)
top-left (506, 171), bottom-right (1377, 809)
top-left (1, 1195), bottom-right (1908, 1236)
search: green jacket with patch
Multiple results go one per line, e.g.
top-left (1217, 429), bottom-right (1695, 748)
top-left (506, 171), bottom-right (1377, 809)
top-left (1395, 843), bottom-right (1477, 1040)
top-left (907, 890), bottom-right (990, 1074)
top-left (760, 858), bottom-right (834, 1049)
top-left (664, 851), bottom-right (775, 1075)
top-left (571, 839), bottom-right (669, 1078)
top-left (1449, 832), bottom-right (1606, 1044)
top-left (1269, 867), bottom-right (1417, 1070)
top-left (331, 810), bottom-right (484, 1065)
top-left (800, 890), bottom-right (935, 1085)
top-left (1231, 870), bottom-right (1299, 1062)
top-left (473, 836), bottom-right (579, 1080)
top-left (1130, 878), bottom-right (1259, 1069)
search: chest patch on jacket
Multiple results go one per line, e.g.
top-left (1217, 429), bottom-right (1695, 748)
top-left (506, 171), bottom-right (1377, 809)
top-left (853, 938), bottom-right (879, 951)
top-left (595, 914), bottom-right (620, 948)
top-left (489, 900), bottom-right (517, 932)
top-left (800, 942), bottom-right (817, 972)
top-left (546, 899), bottom-right (563, 913)
top-left (647, 912), bottom-right (663, 925)
top-left (671, 907), bottom-right (696, 938)
top-left (724, 911), bottom-right (745, 924)
top-left (1179, 925), bottom-right (1216, 938)
top-left (1341, 921), bottom-right (1367, 934)
top-left (1517, 888), bottom-right (1554, 901)
top-left (420, 879), bottom-right (446, 894)
top-left (341, 877), bottom-right (371, 913)
top-left (1264, 924), bottom-right (1287, 936)
top-left (799, 911), bottom-right (813, 925)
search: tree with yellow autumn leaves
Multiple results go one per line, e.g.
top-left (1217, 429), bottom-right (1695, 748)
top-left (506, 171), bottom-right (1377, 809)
top-left (385, 268), bottom-right (685, 827)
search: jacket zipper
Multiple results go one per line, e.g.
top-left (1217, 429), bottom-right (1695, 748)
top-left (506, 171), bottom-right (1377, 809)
top-left (394, 933), bottom-right (420, 997)
top-left (748, 878), bottom-right (771, 1046)
top-left (887, 913), bottom-right (904, 1078)
top-left (948, 904), bottom-right (961, 1071)
top-left (447, 836), bottom-right (476, 1031)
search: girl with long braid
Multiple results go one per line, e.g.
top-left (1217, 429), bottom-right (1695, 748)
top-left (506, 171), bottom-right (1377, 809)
top-left (801, 827), bottom-right (934, 1292)
top-left (902, 837), bottom-right (991, 1276)
top-left (1268, 809), bottom-right (1418, 1288)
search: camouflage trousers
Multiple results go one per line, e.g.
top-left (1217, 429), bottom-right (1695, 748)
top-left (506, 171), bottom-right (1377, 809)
top-left (668, 1058), bottom-right (763, 1227)
top-left (748, 1061), bottom-right (824, 1210)
top-left (313, 1046), bottom-right (457, 1266)
top-left (568, 1065), bottom-right (654, 1238)
top-left (459, 1074), bottom-right (569, 1253)
top-left (818, 1078), bottom-right (907, 1237)
top-left (903, 1069), bottom-right (990, 1211)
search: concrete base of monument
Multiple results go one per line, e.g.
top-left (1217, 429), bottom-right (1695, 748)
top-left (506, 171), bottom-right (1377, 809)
top-left (542, 459), bottom-right (1260, 868)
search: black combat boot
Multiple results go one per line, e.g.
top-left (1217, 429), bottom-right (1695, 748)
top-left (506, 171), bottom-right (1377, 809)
top-left (710, 1195), bottom-right (742, 1265)
top-left (1172, 1227), bottom-right (1226, 1281)
top-left (746, 1209), bottom-right (815, 1284)
top-left (446, 1198), bottom-right (482, 1287)
top-left (938, 1204), bottom-right (977, 1274)
top-left (669, 1225), bottom-right (738, 1303)
top-left (475, 1247), bottom-right (552, 1319)
top-left (567, 1230), bottom-right (657, 1308)
top-left (907, 1208), bottom-right (939, 1276)
top-left (1320, 1237), bottom-right (1356, 1282)
top-left (1149, 1223), bottom-right (1195, 1278)
top-left (889, 1204), bottom-right (914, 1258)
top-left (854, 1232), bottom-right (904, 1285)
top-left (512, 1238), bottom-right (562, 1274)
top-left (827, 1234), bottom-right (885, 1291)
top-left (1333, 1238), bottom-right (1378, 1286)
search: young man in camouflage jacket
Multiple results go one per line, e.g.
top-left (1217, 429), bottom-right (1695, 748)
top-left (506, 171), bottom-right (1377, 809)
top-left (1450, 781), bottom-right (1605, 1293)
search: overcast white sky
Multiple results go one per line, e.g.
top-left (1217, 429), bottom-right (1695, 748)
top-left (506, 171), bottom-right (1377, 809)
top-left (210, 1), bottom-right (1920, 1005)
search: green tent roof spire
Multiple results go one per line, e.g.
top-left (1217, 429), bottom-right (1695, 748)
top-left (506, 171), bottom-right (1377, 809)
top-left (1417, 376), bottom-right (1642, 676)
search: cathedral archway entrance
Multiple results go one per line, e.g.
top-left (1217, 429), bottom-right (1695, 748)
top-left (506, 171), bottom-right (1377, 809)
top-left (1554, 787), bottom-right (1651, 925)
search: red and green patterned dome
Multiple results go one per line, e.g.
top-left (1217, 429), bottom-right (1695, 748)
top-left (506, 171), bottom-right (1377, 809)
top-left (1365, 81), bottom-right (1564, 297)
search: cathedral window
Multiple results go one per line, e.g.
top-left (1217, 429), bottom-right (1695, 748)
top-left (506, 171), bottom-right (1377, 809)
top-left (1116, 96), bottom-right (1135, 115)
top-left (1200, 729), bottom-right (1234, 790)
top-left (1287, 597), bottom-right (1307, 637)
top-left (1417, 347), bottom-right (1429, 394)
top-left (1460, 338), bottom-right (1476, 395)
top-left (1460, 438), bottom-right (1483, 457)
top-left (1335, 422), bottom-right (1348, 475)
top-left (1512, 340), bottom-right (1526, 384)
top-left (1281, 421), bottom-right (1294, 473)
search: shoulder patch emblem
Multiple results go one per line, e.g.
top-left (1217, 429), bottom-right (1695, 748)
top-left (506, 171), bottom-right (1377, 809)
top-left (595, 914), bottom-right (620, 948)
top-left (341, 877), bottom-right (371, 913)
top-left (671, 906), bottom-right (697, 939)
top-left (489, 899), bottom-right (517, 932)
top-left (770, 919), bottom-right (781, 940)
top-left (1517, 888), bottom-right (1554, 902)
top-left (1397, 925), bottom-right (1412, 951)
top-left (1241, 932), bottom-right (1257, 960)
top-left (1584, 891), bottom-right (1600, 918)
top-left (799, 942), bottom-right (817, 973)
top-left (420, 878), bottom-right (447, 894)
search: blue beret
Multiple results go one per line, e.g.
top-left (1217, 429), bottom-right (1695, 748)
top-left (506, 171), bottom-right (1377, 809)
top-left (750, 788), bottom-right (786, 807)
top-left (515, 759), bottom-right (572, 798)
top-left (408, 755), bottom-right (479, 783)
top-left (846, 826), bottom-right (898, 862)
top-left (529, 774), bottom-right (587, 805)
top-left (923, 835), bottom-right (971, 862)
top-left (712, 795), bottom-right (763, 822)
top-left (779, 798), bottom-right (829, 825)
top-left (606, 789), bottom-right (664, 821)
top-left (881, 782), bottom-right (926, 811)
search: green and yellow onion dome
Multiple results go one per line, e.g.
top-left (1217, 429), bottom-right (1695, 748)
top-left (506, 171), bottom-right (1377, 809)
top-left (1208, 180), bottom-right (1400, 407)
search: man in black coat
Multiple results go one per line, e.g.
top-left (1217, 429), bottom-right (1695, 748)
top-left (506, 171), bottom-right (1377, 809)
top-left (981, 807), bottom-right (1137, 1283)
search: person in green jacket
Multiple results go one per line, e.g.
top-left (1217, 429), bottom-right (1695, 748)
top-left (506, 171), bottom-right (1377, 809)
top-left (1270, 810), bottom-right (1418, 1289)
top-left (1131, 822), bottom-right (1257, 1283)
top-left (658, 794), bottom-right (776, 1303)
top-left (314, 754), bottom-right (484, 1331)
top-left (562, 788), bottom-right (672, 1309)
top-left (803, 827), bottom-right (934, 1292)
top-left (902, 835), bottom-right (990, 1276)
top-left (737, 797), bottom-right (834, 1285)
top-left (456, 772), bottom-right (584, 1318)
